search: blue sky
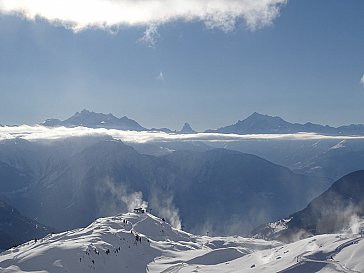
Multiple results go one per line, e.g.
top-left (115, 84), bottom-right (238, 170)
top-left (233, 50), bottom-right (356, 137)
top-left (0, 0), bottom-right (363, 131)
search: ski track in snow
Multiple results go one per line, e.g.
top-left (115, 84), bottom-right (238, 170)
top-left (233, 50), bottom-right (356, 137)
top-left (160, 263), bottom-right (187, 273)
top-left (280, 237), bottom-right (363, 273)
top-left (131, 213), bottom-right (148, 233)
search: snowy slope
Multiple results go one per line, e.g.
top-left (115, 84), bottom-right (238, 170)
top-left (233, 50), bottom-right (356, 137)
top-left (1, 212), bottom-right (363, 273)
top-left (0, 213), bottom-right (277, 273)
top-left (150, 234), bottom-right (364, 273)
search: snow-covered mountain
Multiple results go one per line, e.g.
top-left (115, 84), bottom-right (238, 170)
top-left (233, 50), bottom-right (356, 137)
top-left (294, 139), bottom-right (364, 179)
top-left (253, 170), bottom-right (364, 242)
top-left (39, 110), bottom-right (364, 136)
top-left (42, 109), bottom-right (146, 131)
top-left (179, 122), bottom-right (196, 134)
top-left (206, 112), bottom-right (364, 135)
top-left (1, 212), bottom-right (364, 273)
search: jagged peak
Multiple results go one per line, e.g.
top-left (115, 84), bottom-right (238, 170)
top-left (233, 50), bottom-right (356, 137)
top-left (245, 112), bottom-right (285, 121)
top-left (179, 122), bottom-right (196, 134)
top-left (80, 109), bottom-right (90, 113)
top-left (41, 110), bottom-right (146, 130)
top-left (250, 112), bottom-right (265, 117)
top-left (73, 109), bottom-right (115, 118)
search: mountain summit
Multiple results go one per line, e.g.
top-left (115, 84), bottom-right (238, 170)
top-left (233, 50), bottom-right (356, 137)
top-left (179, 122), bottom-right (196, 134)
top-left (42, 109), bottom-right (146, 131)
top-left (206, 112), bottom-right (358, 135)
top-left (232, 112), bottom-right (292, 133)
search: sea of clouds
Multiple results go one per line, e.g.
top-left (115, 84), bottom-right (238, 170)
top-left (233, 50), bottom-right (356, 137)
top-left (1, 125), bottom-right (364, 143)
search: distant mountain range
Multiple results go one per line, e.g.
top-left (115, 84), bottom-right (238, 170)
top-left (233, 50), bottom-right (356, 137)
top-left (41, 110), bottom-right (364, 135)
top-left (253, 170), bottom-right (364, 242)
top-left (42, 109), bottom-right (198, 133)
top-left (42, 109), bottom-right (147, 131)
top-left (206, 112), bottom-right (364, 135)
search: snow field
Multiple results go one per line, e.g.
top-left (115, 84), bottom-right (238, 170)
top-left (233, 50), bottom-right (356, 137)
top-left (1, 213), bottom-right (364, 273)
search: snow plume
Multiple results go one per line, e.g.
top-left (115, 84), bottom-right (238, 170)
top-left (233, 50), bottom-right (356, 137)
top-left (96, 178), bottom-right (148, 216)
top-left (202, 208), bottom-right (271, 236)
top-left (274, 199), bottom-right (364, 242)
top-left (0, 0), bottom-right (287, 32)
top-left (312, 205), bottom-right (363, 236)
top-left (348, 214), bottom-right (361, 234)
top-left (336, 205), bottom-right (364, 235)
top-left (196, 221), bottom-right (214, 236)
top-left (149, 190), bottom-right (182, 229)
top-left (284, 229), bottom-right (312, 243)
top-left (220, 211), bottom-right (268, 236)
top-left (305, 190), bottom-right (364, 236)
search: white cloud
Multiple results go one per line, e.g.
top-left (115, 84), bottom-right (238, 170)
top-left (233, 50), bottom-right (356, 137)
top-left (360, 74), bottom-right (364, 87)
top-left (139, 25), bottom-right (159, 46)
top-left (0, 0), bottom-right (287, 32)
top-left (1, 125), bottom-right (364, 144)
top-left (157, 71), bottom-right (164, 81)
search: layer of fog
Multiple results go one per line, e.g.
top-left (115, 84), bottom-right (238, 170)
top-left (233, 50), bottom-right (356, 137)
top-left (2, 125), bottom-right (364, 144)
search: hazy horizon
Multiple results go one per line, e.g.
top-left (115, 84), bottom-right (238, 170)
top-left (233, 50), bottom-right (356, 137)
top-left (3, 109), bottom-right (364, 132)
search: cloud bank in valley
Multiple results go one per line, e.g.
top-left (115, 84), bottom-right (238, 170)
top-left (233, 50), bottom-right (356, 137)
top-left (0, 0), bottom-right (287, 31)
top-left (1, 125), bottom-right (364, 143)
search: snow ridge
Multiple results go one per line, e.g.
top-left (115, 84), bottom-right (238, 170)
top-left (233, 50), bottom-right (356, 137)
top-left (1, 213), bottom-right (364, 273)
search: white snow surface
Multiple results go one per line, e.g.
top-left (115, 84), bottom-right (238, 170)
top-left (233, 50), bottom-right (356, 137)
top-left (1, 213), bottom-right (364, 273)
top-left (329, 140), bottom-right (347, 150)
top-left (268, 218), bottom-right (291, 233)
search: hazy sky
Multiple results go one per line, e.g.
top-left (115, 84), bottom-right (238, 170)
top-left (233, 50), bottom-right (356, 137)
top-left (0, 0), bottom-right (363, 131)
